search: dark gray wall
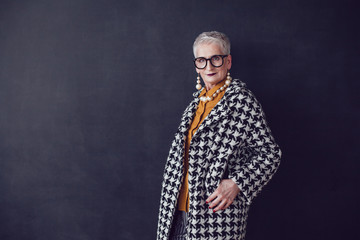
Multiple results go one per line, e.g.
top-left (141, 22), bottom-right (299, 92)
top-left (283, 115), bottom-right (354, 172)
top-left (0, 0), bottom-right (358, 239)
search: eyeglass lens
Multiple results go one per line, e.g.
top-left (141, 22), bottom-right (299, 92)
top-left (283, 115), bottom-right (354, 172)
top-left (194, 55), bottom-right (226, 69)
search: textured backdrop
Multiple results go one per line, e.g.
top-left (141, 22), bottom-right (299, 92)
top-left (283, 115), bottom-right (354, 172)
top-left (0, 0), bottom-right (358, 239)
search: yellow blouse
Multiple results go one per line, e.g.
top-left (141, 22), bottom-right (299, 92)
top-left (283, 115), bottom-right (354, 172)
top-left (177, 80), bottom-right (227, 212)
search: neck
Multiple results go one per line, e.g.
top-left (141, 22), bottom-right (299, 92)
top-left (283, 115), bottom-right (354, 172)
top-left (205, 79), bottom-right (225, 91)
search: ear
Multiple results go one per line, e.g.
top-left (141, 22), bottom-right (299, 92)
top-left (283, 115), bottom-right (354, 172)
top-left (227, 55), bottom-right (232, 70)
top-left (196, 68), bottom-right (200, 74)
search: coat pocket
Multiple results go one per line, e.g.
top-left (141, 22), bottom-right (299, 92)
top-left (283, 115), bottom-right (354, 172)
top-left (204, 158), bottom-right (228, 195)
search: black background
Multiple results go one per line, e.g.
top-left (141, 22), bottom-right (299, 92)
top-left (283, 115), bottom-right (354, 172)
top-left (0, 0), bottom-right (359, 239)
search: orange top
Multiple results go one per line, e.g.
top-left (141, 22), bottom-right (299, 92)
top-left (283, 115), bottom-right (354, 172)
top-left (177, 80), bottom-right (227, 212)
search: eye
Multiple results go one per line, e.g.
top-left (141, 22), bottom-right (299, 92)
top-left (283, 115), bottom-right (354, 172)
top-left (212, 56), bottom-right (221, 61)
top-left (197, 58), bottom-right (206, 63)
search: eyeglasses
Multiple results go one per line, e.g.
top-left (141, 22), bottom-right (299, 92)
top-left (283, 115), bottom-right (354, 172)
top-left (193, 55), bottom-right (228, 69)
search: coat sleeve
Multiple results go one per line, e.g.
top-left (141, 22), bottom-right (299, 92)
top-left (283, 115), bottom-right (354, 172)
top-left (228, 88), bottom-right (282, 205)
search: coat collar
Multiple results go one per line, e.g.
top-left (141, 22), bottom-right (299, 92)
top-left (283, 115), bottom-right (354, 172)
top-left (191, 78), bottom-right (245, 139)
top-left (177, 79), bottom-right (246, 139)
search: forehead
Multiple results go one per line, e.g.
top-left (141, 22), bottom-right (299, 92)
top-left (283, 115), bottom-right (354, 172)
top-left (195, 43), bottom-right (223, 58)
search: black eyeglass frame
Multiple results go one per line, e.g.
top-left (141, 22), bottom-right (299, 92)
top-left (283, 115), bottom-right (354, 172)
top-left (193, 55), bottom-right (229, 69)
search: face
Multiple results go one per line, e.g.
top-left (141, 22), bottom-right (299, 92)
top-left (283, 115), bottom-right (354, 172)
top-left (195, 43), bottom-right (232, 90)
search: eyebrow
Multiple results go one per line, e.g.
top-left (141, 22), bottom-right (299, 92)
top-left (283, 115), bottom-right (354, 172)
top-left (195, 54), bottom-right (223, 59)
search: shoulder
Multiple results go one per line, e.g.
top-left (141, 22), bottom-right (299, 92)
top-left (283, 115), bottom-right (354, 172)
top-left (226, 79), bottom-right (258, 104)
top-left (223, 80), bottom-right (267, 122)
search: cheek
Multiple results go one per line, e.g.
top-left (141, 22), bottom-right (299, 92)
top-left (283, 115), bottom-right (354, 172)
top-left (199, 71), bottom-right (206, 77)
top-left (219, 68), bottom-right (228, 76)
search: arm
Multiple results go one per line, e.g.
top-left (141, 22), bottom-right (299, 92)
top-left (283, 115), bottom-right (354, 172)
top-left (207, 89), bottom-right (281, 211)
top-left (229, 89), bottom-right (282, 205)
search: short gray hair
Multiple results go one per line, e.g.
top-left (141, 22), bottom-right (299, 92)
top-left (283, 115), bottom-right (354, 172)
top-left (193, 31), bottom-right (231, 57)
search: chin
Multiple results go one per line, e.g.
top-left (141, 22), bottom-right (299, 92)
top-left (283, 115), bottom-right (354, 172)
top-left (204, 78), bottom-right (223, 85)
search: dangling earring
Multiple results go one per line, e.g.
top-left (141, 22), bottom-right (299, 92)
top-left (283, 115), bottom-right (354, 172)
top-left (196, 73), bottom-right (202, 90)
top-left (225, 71), bottom-right (232, 85)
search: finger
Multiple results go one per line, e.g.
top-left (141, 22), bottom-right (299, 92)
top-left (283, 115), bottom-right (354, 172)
top-left (206, 189), bottom-right (219, 204)
top-left (213, 199), bottom-right (228, 212)
top-left (223, 200), bottom-right (233, 210)
top-left (209, 195), bottom-right (222, 209)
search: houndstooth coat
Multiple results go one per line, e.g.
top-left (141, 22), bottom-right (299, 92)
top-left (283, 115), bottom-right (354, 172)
top-left (157, 79), bottom-right (281, 240)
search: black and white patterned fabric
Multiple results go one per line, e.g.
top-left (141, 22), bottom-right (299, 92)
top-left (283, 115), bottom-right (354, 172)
top-left (157, 79), bottom-right (282, 240)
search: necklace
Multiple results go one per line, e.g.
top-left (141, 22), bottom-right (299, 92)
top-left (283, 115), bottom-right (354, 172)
top-left (199, 76), bottom-right (232, 102)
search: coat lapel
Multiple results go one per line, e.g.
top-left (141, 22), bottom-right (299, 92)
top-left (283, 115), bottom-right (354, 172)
top-left (175, 79), bottom-right (244, 141)
top-left (176, 96), bottom-right (199, 136)
top-left (192, 79), bottom-right (243, 140)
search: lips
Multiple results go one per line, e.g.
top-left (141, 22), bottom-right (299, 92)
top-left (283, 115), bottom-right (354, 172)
top-left (206, 73), bottom-right (216, 76)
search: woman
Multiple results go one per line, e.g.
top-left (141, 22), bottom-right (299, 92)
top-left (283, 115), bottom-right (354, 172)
top-left (157, 31), bottom-right (281, 240)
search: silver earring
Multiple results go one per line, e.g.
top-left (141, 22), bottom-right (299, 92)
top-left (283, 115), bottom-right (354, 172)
top-left (196, 73), bottom-right (202, 90)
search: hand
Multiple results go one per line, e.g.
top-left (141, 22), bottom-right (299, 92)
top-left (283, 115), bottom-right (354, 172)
top-left (206, 179), bottom-right (240, 212)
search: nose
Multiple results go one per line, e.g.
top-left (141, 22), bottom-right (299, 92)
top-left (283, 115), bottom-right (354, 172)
top-left (205, 59), bottom-right (214, 70)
